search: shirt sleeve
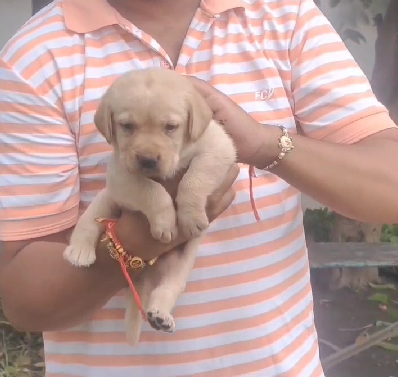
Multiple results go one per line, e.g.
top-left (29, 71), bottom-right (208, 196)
top-left (290, 0), bottom-right (398, 143)
top-left (0, 58), bottom-right (80, 242)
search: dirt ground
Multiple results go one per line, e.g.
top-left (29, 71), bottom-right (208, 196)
top-left (312, 270), bottom-right (398, 377)
top-left (1, 271), bottom-right (398, 377)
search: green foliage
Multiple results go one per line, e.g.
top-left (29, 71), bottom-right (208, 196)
top-left (368, 292), bottom-right (390, 304)
top-left (303, 209), bottom-right (398, 245)
top-left (381, 224), bottom-right (398, 245)
top-left (303, 208), bottom-right (336, 242)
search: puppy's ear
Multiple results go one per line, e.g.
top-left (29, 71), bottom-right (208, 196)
top-left (94, 98), bottom-right (113, 144)
top-left (187, 88), bottom-right (213, 141)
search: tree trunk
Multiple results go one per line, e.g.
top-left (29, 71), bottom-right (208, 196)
top-left (328, 214), bottom-right (382, 290)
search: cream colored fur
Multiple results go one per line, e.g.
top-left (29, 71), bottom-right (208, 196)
top-left (63, 68), bottom-right (236, 346)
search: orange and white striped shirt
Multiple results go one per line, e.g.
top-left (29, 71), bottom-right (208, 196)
top-left (0, 0), bottom-right (396, 376)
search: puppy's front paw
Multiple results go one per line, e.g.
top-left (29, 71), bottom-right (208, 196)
top-left (149, 211), bottom-right (178, 243)
top-left (178, 208), bottom-right (209, 238)
top-left (150, 223), bottom-right (178, 244)
top-left (63, 242), bottom-right (97, 267)
top-left (147, 308), bottom-right (176, 333)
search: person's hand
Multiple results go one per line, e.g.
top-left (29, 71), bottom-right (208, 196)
top-left (115, 163), bottom-right (239, 261)
top-left (186, 76), bottom-right (277, 167)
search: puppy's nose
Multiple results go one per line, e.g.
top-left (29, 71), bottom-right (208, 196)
top-left (136, 155), bottom-right (159, 170)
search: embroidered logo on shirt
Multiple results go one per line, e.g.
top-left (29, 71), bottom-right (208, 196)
top-left (255, 89), bottom-right (274, 101)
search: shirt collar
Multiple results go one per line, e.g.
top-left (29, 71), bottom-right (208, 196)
top-left (62, 0), bottom-right (248, 34)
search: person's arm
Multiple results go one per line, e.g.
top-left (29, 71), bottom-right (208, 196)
top-left (255, 0), bottom-right (398, 224)
top-left (0, 232), bottom-right (128, 332)
top-left (189, 0), bottom-right (398, 225)
top-left (254, 123), bottom-right (398, 224)
top-left (0, 54), bottom-right (127, 331)
top-left (0, 173), bottom-right (237, 333)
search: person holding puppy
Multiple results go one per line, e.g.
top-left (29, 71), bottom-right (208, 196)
top-left (1, 0), bottom-right (398, 376)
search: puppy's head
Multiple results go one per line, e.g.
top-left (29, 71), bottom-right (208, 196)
top-left (94, 68), bottom-right (212, 179)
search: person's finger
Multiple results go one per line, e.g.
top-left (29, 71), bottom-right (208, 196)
top-left (207, 164), bottom-right (239, 212)
top-left (186, 76), bottom-right (230, 105)
top-left (161, 167), bottom-right (188, 197)
top-left (186, 76), bottom-right (233, 119)
top-left (185, 76), bottom-right (216, 99)
top-left (209, 188), bottom-right (235, 222)
top-left (212, 163), bottom-right (239, 196)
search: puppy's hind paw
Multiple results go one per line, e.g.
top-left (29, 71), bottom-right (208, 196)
top-left (63, 244), bottom-right (97, 267)
top-left (147, 308), bottom-right (176, 333)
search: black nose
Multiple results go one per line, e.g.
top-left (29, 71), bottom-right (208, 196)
top-left (136, 155), bottom-right (159, 170)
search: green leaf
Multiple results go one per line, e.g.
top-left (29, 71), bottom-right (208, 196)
top-left (375, 320), bottom-right (393, 327)
top-left (378, 341), bottom-right (398, 352)
top-left (368, 282), bottom-right (396, 290)
top-left (368, 293), bottom-right (390, 304)
top-left (386, 307), bottom-right (398, 320)
top-left (3, 365), bottom-right (19, 375)
top-left (381, 224), bottom-right (398, 242)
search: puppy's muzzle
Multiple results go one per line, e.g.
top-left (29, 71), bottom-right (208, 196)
top-left (136, 155), bottom-right (160, 171)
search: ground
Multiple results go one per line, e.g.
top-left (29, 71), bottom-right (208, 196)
top-left (312, 271), bottom-right (398, 377)
top-left (0, 310), bottom-right (43, 377)
top-left (1, 272), bottom-right (398, 377)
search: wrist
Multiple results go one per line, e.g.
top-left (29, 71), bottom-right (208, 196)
top-left (98, 217), bottom-right (157, 283)
top-left (246, 124), bottom-right (281, 168)
top-left (95, 238), bottom-right (132, 286)
top-left (114, 212), bottom-right (148, 258)
top-left (114, 211), bottom-right (187, 261)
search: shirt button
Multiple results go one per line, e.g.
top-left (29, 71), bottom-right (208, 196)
top-left (161, 60), bottom-right (171, 69)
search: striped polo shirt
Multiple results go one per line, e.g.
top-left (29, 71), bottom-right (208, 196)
top-left (0, 0), bottom-right (395, 376)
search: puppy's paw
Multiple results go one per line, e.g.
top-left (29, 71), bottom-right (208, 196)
top-left (150, 223), bottom-right (178, 244)
top-left (178, 209), bottom-right (209, 238)
top-left (149, 210), bottom-right (178, 243)
top-left (147, 308), bottom-right (176, 333)
top-left (63, 243), bottom-right (97, 267)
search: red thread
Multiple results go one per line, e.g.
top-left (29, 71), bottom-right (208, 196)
top-left (100, 219), bottom-right (148, 322)
top-left (118, 256), bottom-right (148, 321)
top-left (249, 165), bottom-right (261, 222)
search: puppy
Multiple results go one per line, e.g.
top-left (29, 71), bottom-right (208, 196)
top-left (63, 68), bottom-right (236, 346)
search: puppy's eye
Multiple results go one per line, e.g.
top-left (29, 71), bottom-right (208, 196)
top-left (120, 122), bottom-right (135, 132)
top-left (165, 123), bottom-right (178, 132)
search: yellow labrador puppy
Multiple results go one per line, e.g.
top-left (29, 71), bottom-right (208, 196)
top-left (63, 68), bottom-right (236, 346)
